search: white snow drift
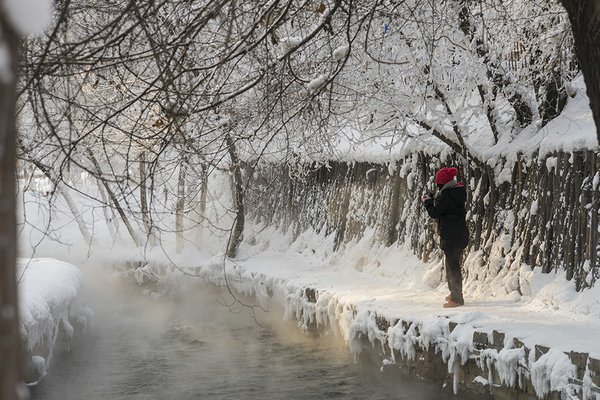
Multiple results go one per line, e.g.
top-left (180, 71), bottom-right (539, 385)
top-left (18, 258), bottom-right (90, 385)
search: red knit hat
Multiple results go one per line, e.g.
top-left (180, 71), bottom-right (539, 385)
top-left (435, 167), bottom-right (458, 184)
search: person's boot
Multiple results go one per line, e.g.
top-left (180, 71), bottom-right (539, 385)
top-left (445, 294), bottom-right (452, 301)
top-left (443, 299), bottom-right (463, 308)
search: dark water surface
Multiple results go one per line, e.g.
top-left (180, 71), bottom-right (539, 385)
top-left (31, 268), bottom-right (464, 400)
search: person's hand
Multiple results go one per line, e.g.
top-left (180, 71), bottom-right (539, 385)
top-left (421, 193), bottom-right (432, 202)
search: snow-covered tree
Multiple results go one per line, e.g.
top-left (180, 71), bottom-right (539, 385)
top-left (18, 0), bottom-right (366, 256)
top-left (15, 0), bottom-right (587, 258)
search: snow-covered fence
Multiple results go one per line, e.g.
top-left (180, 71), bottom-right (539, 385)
top-left (249, 149), bottom-right (600, 291)
top-left (474, 149), bottom-right (600, 291)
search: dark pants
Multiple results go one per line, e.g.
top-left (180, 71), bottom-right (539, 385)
top-left (444, 246), bottom-right (464, 304)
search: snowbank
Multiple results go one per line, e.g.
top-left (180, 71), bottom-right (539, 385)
top-left (18, 258), bottom-right (91, 385)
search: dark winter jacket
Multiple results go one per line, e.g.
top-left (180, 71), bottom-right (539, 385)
top-left (423, 184), bottom-right (469, 251)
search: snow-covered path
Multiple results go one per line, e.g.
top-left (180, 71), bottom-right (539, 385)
top-left (215, 248), bottom-right (600, 359)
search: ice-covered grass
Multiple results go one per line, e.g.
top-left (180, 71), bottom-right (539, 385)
top-left (18, 258), bottom-right (91, 385)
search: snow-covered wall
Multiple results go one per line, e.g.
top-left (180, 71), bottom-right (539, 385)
top-left (250, 149), bottom-right (600, 293)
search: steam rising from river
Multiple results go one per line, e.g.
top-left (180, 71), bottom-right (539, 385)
top-left (31, 265), bottom-right (465, 400)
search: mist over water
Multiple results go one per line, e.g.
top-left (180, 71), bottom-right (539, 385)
top-left (30, 266), bottom-right (463, 400)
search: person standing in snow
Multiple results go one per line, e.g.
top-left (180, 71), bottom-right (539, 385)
top-left (421, 167), bottom-right (469, 308)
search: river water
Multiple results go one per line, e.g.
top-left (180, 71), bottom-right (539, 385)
top-left (30, 268), bottom-right (463, 400)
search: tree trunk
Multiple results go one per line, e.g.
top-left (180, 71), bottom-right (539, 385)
top-left (0, 20), bottom-right (21, 400)
top-left (86, 149), bottom-right (142, 247)
top-left (195, 164), bottom-right (208, 244)
top-left (21, 156), bottom-right (92, 245)
top-left (97, 180), bottom-right (118, 241)
top-left (139, 152), bottom-right (155, 246)
top-left (175, 161), bottom-right (186, 253)
top-left (56, 184), bottom-right (92, 245)
top-left (561, 0), bottom-right (600, 143)
top-left (225, 133), bottom-right (244, 258)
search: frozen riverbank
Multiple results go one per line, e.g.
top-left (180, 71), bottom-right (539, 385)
top-left (108, 228), bottom-right (600, 400)
top-left (18, 258), bottom-right (90, 385)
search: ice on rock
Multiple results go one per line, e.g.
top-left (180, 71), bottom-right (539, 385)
top-left (530, 349), bottom-right (576, 397)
